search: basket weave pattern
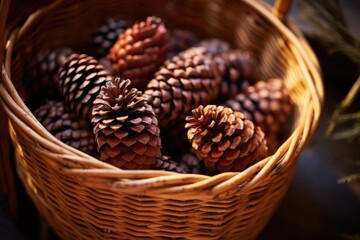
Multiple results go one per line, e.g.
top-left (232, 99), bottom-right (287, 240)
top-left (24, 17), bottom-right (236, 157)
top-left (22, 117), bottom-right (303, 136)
top-left (0, 0), bottom-right (323, 239)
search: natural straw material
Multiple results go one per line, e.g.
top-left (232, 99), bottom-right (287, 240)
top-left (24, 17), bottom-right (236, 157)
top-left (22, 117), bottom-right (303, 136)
top-left (0, 0), bottom-right (323, 239)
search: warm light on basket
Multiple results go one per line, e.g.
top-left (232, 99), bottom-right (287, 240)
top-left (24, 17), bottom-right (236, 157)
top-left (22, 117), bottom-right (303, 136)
top-left (0, 0), bottom-right (323, 239)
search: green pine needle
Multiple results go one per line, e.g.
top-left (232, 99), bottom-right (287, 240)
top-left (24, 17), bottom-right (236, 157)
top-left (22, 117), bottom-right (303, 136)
top-left (326, 76), bottom-right (360, 139)
top-left (299, 0), bottom-right (360, 64)
top-left (336, 112), bottom-right (360, 123)
top-left (338, 173), bottom-right (360, 184)
top-left (331, 123), bottom-right (360, 141)
top-left (300, 0), bottom-right (360, 185)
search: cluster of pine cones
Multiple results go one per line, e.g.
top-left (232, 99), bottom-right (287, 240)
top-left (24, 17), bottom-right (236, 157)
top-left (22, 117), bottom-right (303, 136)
top-left (27, 16), bottom-right (293, 175)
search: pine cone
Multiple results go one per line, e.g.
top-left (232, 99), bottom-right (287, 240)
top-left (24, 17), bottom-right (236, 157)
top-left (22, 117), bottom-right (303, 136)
top-left (93, 17), bottom-right (129, 57)
top-left (224, 78), bottom-right (293, 134)
top-left (91, 78), bottom-right (161, 169)
top-left (144, 47), bottom-right (221, 128)
top-left (152, 153), bottom-right (203, 174)
top-left (168, 29), bottom-right (198, 58)
top-left (212, 50), bottom-right (258, 102)
top-left (151, 156), bottom-right (187, 173)
top-left (59, 53), bottom-right (113, 122)
top-left (26, 48), bottom-right (74, 103)
top-left (33, 101), bottom-right (96, 155)
top-left (179, 151), bottom-right (203, 174)
top-left (185, 105), bottom-right (268, 173)
top-left (108, 16), bottom-right (169, 90)
top-left (196, 38), bottom-right (231, 57)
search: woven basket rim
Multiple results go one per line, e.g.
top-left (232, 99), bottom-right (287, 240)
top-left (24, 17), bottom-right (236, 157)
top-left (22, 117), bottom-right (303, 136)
top-left (0, 0), bottom-right (324, 198)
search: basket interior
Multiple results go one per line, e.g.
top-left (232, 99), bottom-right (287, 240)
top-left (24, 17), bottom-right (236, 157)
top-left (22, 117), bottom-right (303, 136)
top-left (3, 1), bottom-right (322, 239)
top-left (10, 0), bottom-right (305, 145)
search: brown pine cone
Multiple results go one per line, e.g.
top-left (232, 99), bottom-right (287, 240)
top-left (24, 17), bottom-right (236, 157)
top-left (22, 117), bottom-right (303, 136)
top-left (59, 53), bottom-right (113, 122)
top-left (196, 38), bottom-right (231, 57)
top-left (33, 100), bottom-right (96, 155)
top-left (212, 50), bottom-right (258, 102)
top-left (144, 47), bottom-right (221, 128)
top-left (152, 153), bottom-right (203, 174)
top-left (179, 151), bottom-right (203, 174)
top-left (224, 78), bottom-right (293, 134)
top-left (151, 156), bottom-right (187, 173)
top-left (185, 105), bottom-right (268, 173)
top-left (92, 78), bottom-right (161, 169)
top-left (108, 16), bottom-right (169, 90)
top-left (93, 17), bottom-right (129, 57)
top-left (26, 48), bottom-right (74, 104)
top-left (168, 29), bottom-right (198, 58)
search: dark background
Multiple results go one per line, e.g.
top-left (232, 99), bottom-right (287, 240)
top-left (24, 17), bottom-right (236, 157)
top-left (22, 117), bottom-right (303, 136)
top-left (1, 0), bottom-right (359, 239)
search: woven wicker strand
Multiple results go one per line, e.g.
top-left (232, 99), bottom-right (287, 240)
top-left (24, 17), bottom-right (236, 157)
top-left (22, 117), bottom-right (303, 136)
top-left (0, 0), bottom-right (19, 218)
top-left (0, 0), bottom-right (323, 239)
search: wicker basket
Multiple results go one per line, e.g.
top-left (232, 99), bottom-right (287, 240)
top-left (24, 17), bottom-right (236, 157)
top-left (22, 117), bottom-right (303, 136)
top-left (0, 0), bottom-right (323, 239)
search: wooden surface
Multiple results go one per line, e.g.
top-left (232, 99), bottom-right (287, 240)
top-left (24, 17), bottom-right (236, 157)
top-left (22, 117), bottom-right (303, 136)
top-left (1, 0), bottom-right (359, 239)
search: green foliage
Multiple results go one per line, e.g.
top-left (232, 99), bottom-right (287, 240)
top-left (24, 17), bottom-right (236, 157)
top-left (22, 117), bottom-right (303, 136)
top-left (338, 173), bottom-right (360, 184)
top-left (300, 0), bottom-right (360, 65)
top-left (300, 0), bottom-right (360, 183)
top-left (326, 76), bottom-right (360, 142)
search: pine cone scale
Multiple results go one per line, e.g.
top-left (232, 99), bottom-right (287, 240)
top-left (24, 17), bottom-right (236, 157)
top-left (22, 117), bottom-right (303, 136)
top-left (26, 48), bottom-right (74, 106)
top-left (92, 78), bottom-right (161, 169)
top-left (92, 18), bottom-right (129, 57)
top-left (144, 47), bottom-right (220, 128)
top-left (34, 101), bottom-right (96, 155)
top-left (59, 54), bottom-right (113, 122)
top-left (186, 105), bottom-right (268, 173)
top-left (109, 16), bottom-right (169, 90)
top-left (224, 78), bottom-right (293, 135)
top-left (107, 136), bottom-right (122, 148)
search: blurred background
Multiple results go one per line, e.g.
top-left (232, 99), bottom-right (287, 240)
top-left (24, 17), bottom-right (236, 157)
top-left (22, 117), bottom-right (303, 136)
top-left (1, 0), bottom-right (359, 239)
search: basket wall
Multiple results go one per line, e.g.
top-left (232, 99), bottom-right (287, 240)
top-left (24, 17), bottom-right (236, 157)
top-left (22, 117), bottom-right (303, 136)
top-left (1, 0), bottom-right (323, 239)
